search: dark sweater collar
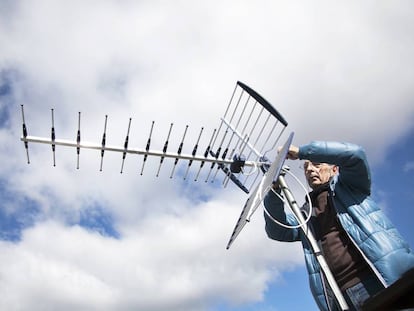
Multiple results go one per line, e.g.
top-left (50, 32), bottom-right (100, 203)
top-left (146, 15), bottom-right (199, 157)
top-left (306, 182), bottom-right (330, 202)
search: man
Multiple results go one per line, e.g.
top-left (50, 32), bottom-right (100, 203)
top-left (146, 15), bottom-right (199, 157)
top-left (264, 141), bottom-right (414, 310)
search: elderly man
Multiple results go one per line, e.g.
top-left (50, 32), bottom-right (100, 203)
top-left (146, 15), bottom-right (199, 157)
top-left (264, 141), bottom-right (414, 310)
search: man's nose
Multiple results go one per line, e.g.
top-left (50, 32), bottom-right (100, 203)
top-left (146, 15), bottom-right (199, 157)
top-left (305, 163), bottom-right (317, 173)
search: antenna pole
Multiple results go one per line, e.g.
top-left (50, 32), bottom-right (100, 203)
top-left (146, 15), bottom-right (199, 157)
top-left (277, 175), bottom-right (349, 310)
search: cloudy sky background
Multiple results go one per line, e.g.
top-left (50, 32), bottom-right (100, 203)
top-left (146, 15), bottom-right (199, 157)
top-left (1, 1), bottom-right (414, 310)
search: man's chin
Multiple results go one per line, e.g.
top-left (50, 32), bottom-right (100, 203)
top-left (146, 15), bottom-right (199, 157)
top-left (308, 179), bottom-right (321, 189)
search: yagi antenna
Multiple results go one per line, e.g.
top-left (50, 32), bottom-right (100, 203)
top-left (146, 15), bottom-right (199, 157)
top-left (20, 82), bottom-right (288, 191)
top-left (20, 81), bottom-right (290, 239)
top-left (20, 82), bottom-right (287, 188)
top-left (19, 81), bottom-right (301, 281)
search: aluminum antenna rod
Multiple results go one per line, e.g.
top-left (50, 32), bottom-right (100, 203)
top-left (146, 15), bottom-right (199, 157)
top-left (20, 135), bottom-right (267, 168)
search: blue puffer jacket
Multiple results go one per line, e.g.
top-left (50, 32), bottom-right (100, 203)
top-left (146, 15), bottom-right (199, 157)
top-left (264, 141), bottom-right (414, 311)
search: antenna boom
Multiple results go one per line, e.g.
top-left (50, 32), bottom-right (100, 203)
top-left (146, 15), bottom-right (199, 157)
top-left (20, 135), bottom-right (265, 168)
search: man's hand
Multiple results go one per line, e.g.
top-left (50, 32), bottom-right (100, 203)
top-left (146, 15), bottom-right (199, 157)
top-left (277, 144), bottom-right (299, 160)
top-left (286, 145), bottom-right (299, 160)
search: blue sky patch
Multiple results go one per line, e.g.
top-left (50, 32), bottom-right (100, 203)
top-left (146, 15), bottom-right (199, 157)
top-left (76, 204), bottom-right (120, 239)
top-left (371, 126), bottom-right (414, 246)
top-left (0, 183), bottom-right (41, 242)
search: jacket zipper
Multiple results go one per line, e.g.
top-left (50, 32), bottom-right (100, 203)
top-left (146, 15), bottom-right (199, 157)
top-left (328, 188), bottom-right (388, 288)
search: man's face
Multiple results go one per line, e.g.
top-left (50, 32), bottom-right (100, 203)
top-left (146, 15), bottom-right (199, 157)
top-left (303, 161), bottom-right (337, 190)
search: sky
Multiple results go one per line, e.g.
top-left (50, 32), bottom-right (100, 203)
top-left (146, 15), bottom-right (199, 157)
top-left (0, 1), bottom-right (414, 310)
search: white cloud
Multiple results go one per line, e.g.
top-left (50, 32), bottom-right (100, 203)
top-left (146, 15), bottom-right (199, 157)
top-left (1, 0), bottom-right (414, 310)
top-left (0, 200), bottom-right (301, 311)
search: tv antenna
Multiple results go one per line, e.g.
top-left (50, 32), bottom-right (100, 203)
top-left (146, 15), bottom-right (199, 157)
top-left (20, 81), bottom-right (348, 310)
top-left (20, 81), bottom-right (289, 193)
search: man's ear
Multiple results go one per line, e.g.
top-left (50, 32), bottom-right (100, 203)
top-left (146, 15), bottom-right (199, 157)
top-left (332, 165), bottom-right (339, 174)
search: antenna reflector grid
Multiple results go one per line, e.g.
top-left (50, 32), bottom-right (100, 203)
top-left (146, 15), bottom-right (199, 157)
top-left (209, 82), bottom-right (288, 194)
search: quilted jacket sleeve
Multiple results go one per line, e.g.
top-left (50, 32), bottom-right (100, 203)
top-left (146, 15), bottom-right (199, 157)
top-left (263, 188), bottom-right (301, 242)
